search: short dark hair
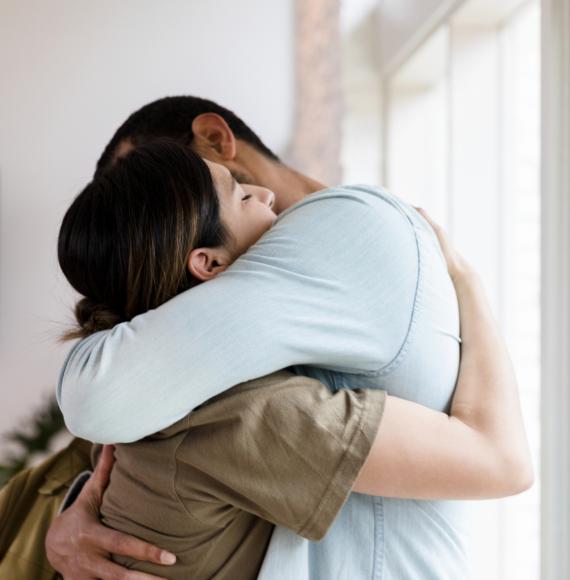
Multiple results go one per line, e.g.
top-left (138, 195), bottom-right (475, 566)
top-left (59, 139), bottom-right (230, 341)
top-left (96, 96), bottom-right (279, 174)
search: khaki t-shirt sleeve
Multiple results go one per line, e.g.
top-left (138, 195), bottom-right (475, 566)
top-left (175, 373), bottom-right (386, 541)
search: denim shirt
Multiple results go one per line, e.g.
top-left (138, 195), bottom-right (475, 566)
top-left (57, 185), bottom-right (470, 579)
top-left (259, 190), bottom-right (469, 580)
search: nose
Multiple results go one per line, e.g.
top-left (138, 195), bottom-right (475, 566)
top-left (257, 188), bottom-right (275, 208)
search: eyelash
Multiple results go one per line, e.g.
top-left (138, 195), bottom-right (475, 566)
top-left (242, 194), bottom-right (252, 202)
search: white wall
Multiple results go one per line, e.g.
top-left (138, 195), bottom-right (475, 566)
top-left (0, 0), bottom-right (294, 450)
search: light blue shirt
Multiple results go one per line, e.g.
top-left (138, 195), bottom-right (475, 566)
top-left (57, 185), bottom-right (470, 579)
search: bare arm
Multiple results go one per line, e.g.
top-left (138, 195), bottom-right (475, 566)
top-left (354, 209), bottom-right (533, 499)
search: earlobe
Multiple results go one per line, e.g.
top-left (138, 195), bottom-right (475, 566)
top-left (187, 247), bottom-right (229, 282)
top-left (191, 113), bottom-right (237, 160)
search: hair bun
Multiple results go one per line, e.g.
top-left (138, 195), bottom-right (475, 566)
top-left (75, 297), bottom-right (122, 335)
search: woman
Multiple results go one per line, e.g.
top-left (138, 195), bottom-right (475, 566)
top-left (56, 139), bottom-right (532, 579)
top-left (58, 141), bottom-right (277, 341)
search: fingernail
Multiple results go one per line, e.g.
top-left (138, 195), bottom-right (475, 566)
top-left (161, 551), bottom-right (177, 565)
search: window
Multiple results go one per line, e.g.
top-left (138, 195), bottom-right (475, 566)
top-left (385, 2), bottom-right (541, 578)
top-left (342, 1), bottom-right (541, 577)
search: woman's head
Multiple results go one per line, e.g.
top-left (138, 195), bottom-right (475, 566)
top-left (194, 156), bottom-right (276, 280)
top-left (58, 139), bottom-right (276, 340)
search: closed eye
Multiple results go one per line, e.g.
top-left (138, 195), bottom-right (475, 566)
top-left (242, 194), bottom-right (252, 202)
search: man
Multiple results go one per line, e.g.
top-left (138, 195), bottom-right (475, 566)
top-left (51, 96), bottom-right (474, 578)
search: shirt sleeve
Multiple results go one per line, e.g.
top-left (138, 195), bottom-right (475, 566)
top-left (57, 186), bottom-right (418, 443)
top-left (175, 372), bottom-right (387, 541)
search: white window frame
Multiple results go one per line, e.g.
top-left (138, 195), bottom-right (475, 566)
top-left (383, 7), bottom-right (541, 576)
top-left (540, 1), bottom-right (570, 578)
top-left (379, 0), bottom-right (570, 576)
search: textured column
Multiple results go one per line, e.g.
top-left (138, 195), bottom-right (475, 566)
top-left (285, 0), bottom-right (343, 185)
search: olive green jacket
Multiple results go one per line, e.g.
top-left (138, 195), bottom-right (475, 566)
top-left (0, 437), bottom-right (92, 580)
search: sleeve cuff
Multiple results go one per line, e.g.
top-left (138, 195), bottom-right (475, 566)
top-left (59, 471), bottom-right (92, 513)
top-left (299, 389), bottom-right (387, 541)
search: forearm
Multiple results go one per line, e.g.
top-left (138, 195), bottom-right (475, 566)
top-left (354, 274), bottom-right (532, 499)
top-left (450, 270), bottom-right (531, 475)
top-left (355, 211), bottom-right (533, 499)
top-left (354, 395), bottom-right (530, 499)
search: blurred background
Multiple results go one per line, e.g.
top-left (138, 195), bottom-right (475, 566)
top-left (1, 0), bottom-right (567, 578)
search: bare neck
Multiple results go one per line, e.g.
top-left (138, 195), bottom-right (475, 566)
top-left (236, 143), bottom-right (328, 214)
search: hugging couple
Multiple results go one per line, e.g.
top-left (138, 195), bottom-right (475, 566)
top-left (45, 95), bottom-right (532, 579)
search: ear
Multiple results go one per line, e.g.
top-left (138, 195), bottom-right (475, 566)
top-left (187, 247), bottom-right (230, 282)
top-left (191, 113), bottom-right (237, 161)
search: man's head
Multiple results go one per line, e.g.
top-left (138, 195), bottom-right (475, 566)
top-left (96, 95), bottom-right (325, 213)
top-left (96, 96), bottom-right (278, 177)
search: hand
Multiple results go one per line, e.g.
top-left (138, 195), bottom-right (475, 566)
top-left (414, 207), bottom-right (474, 283)
top-left (45, 445), bottom-right (176, 579)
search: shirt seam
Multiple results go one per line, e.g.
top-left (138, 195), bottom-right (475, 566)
top-left (363, 194), bottom-right (424, 379)
top-left (372, 495), bottom-right (385, 580)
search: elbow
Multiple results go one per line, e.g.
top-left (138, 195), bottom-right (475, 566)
top-left (475, 428), bottom-right (535, 498)
top-left (60, 376), bottom-right (115, 444)
top-left (58, 332), bottom-right (129, 443)
top-left (499, 453), bottom-right (535, 496)
top-left (61, 398), bottom-right (102, 443)
top-left (510, 460), bottom-right (535, 495)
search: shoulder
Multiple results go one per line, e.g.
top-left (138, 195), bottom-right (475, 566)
top-left (275, 184), bottom-right (413, 224)
top-left (183, 370), bottom-right (380, 448)
top-left (267, 185), bottom-right (418, 261)
top-left (174, 371), bottom-right (345, 450)
top-left (241, 185), bottom-right (418, 275)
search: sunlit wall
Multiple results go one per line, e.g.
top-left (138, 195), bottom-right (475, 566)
top-left (0, 0), bottom-right (294, 449)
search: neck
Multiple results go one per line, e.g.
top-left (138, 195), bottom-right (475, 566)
top-left (235, 143), bottom-right (327, 214)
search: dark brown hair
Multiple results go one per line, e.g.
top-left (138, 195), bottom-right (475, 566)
top-left (58, 139), bottom-right (230, 341)
top-left (96, 95), bottom-right (279, 175)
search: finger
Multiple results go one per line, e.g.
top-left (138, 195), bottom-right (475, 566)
top-left (414, 207), bottom-right (439, 231)
top-left (91, 558), bottom-right (168, 580)
top-left (97, 529), bottom-right (176, 566)
top-left (80, 446), bottom-right (116, 508)
top-left (415, 207), bottom-right (438, 227)
top-left (431, 227), bottom-right (450, 257)
top-left (91, 445), bottom-right (116, 490)
top-left (121, 571), bottom-right (168, 580)
top-left (416, 208), bottom-right (446, 240)
top-left (415, 209), bottom-right (452, 256)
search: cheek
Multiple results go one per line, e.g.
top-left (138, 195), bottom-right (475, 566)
top-left (246, 210), bottom-right (273, 244)
top-left (231, 207), bottom-right (276, 256)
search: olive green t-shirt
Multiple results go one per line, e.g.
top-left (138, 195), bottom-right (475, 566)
top-left (101, 370), bottom-right (386, 579)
